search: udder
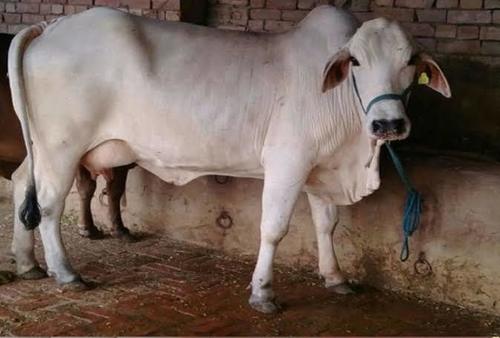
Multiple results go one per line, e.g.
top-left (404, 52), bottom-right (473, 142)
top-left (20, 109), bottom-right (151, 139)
top-left (81, 139), bottom-right (137, 181)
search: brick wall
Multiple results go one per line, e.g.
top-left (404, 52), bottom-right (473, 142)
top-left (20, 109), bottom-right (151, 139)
top-left (208, 0), bottom-right (500, 63)
top-left (0, 0), bottom-right (180, 34)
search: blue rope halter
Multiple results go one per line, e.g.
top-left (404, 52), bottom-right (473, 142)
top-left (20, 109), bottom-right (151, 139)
top-left (351, 70), bottom-right (422, 262)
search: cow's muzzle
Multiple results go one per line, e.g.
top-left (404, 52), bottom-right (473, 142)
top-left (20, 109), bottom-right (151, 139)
top-left (371, 118), bottom-right (407, 140)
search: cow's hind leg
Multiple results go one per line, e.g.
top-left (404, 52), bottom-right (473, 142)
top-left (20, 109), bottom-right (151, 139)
top-left (249, 152), bottom-right (311, 313)
top-left (307, 193), bottom-right (354, 294)
top-left (75, 165), bottom-right (103, 239)
top-left (34, 159), bottom-right (89, 289)
top-left (107, 165), bottom-right (135, 242)
top-left (11, 160), bottom-right (47, 280)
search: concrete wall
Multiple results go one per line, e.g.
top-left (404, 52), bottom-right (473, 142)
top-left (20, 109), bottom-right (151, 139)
top-left (57, 153), bottom-right (500, 316)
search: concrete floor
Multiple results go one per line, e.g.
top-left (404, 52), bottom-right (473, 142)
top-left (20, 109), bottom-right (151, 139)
top-left (0, 220), bottom-right (499, 336)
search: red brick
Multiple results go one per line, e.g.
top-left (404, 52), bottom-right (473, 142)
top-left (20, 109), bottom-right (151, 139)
top-left (40, 3), bottom-right (51, 14)
top-left (396, 0), bottom-right (434, 8)
top-left (231, 8), bottom-right (248, 25)
top-left (248, 19), bottom-right (264, 31)
top-left (3, 13), bottom-right (21, 24)
top-left (457, 25), bottom-right (479, 39)
top-left (416, 37), bottom-right (437, 50)
top-left (264, 19), bottom-right (294, 32)
top-left (281, 9), bottom-right (308, 21)
top-left (297, 0), bottom-right (315, 9)
top-left (266, 0), bottom-right (296, 9)
top-left (164, 10), bottom-right (179, 21)
top-left (481, 41), bottom-right (500, 54)
top-left (448, 10), bottom-right (491, 23)
top-left (250, 8), bottom-right (281, 20)
top-left (494, 10), bottom-right (500, 22)
top-left (402, 22), bottom-right (435, 37)
top-left (437, 39), bottom-right (480, 53)
top-left (436, 0), bottom-right (459, 7)
top-left (52, 3), bottom-right (63, 13)
top-left (43, 0), bottom-right (67, 4)
top-left (351, 0), bottom-right (370, 11)
top-left (435, 24), bottom-right (457, 38)
top-left (219, 0), bottom-right (248, 5)
top-left (120, 0), bottom-right (151, 9)
top-left (95, 0), bottom-right (120, 7)
top-left (372, 7), bottom-right (415, 21)
top-left (480, 26), bottom-right (500, 39)
top-left (17, 3), bottom-right (40, 13)
top-left (68, 0), bottom-right (91, 5)
top-left (353, 11), bottom-right (377, 21)
top-left (8, 24), bottom-right (28, 34)
top-left (374, 0), bottom-right (394, 5)
top-left (251, 0), bottom-right (265, 8)
top-left (460, 0), bottom-right (483, 8)
top-left (5, 3), bottom-right (16, 12)
top-left (153, 0), bottom-right (179, 10)
top-left (417, 9), bottom-right (447, 22)
top-left (21, 0), bottom-right (43, 3)
top-left (485, 0), bottom-right (500, 8)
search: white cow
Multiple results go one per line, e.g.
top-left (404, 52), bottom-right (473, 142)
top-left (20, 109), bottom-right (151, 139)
top-left (9, 5), bottom-right (450, 313)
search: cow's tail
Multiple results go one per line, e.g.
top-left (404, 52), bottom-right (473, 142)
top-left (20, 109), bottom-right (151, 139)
top-left (8, 22), bottom-right (48, 230)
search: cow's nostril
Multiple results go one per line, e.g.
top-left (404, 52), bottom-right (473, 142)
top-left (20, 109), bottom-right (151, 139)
top-left (371, 120), bottom-right (385, 134)
top-left (390, 118), bottom-right (406, 134)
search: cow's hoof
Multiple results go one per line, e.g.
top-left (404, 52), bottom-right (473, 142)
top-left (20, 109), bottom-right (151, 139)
top-left (78, 227), bottom-right (104, 240)
top-left (18, 266), bottom-right (47, 280)
top-left (58, 277), bottom-right (94, 292)
top-left (327, 282), bottom-right (356, 295)
top-left (249, 295), bottom-right (280, 314)
top-left (0, 271), bottom-right (16, 285)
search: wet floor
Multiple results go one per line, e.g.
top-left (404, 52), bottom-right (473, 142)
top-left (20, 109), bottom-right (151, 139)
top-left (0, 214), bottom-right (498, 336)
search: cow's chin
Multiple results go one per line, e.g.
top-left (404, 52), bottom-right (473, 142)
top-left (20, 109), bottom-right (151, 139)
top-left (370, 130), bottom-right (410, 142)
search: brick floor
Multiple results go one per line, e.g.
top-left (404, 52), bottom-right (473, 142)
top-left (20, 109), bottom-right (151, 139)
top-left (0, 221), bottom-right (498, 335)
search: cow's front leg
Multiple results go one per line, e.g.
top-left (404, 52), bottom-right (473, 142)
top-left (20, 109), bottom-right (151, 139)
top-left (249, 154), bottom-right (311, 313)
top-left (307, 193), bottom-right (353, 294)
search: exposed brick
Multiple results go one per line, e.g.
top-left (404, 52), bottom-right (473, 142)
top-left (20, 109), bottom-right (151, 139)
top-left (402, 22), bottom-right (435, 37)
top-left (5, 3), bottom-right (16, 12)
top-left (372, 7), bottom-right (415, 21)
top-left (247, 19), bottom-right (264, 31)
top-left (281, 9), bottom-right (308, 21)
top-left (266, 0), bottom-right (297, 9)
top-left (250, 0), bottom-right (265, 8)
top-left (351, 0), bottom-right (370, 11)
top-left (448, 10), bottom-right (491, 23)
top-left (436, 0), bottom-right (459, 7)
top-left (460, 0), bottom-right (483, 8)
top-left (485, 0), bottom-right (500, 8)
top-left (297, 0), bottom-right (315, 9)
top-left (43, 0), bottom-right (67, 5)
top-left (52, 3), bottom-right (63, 13)
top-left (374, 0), bottom-right (394, 6)
top-left (480, 26), bottom-right (500, 39)
top-left (8, 24), bottom-right (28, 34)
top-left (40, 3), bottom-right (51, 14)
top-left (457, 25), bottom-right (479, 39)
top-left (416, 37), bottom-right (437, 50)
top-left (0, 3), bottom-right (5, 13)
top-left (95, 0), bottom-right (120, 7)
top-left (481, 41), bottom-right (500, 54)
top-left (264, 19), bottom-right (294, 32)
top-left (164, 10), bottom-right (179, 21)
top-left (417, 9), bottom-right (447, 22)
top-left (396, 0), bottom-right (434, 8)
top-left (219, 0), bottom-right (248, 5)
top-left (437, 39), bottom-right (481, 53)
top-left (436, 24), bottom-right (457, 38)
top-left (250, 8), bottom-right (281, 20)
top-left (119, 0), bottom-right (151, 9)
top-left (16, 3), bottom-right (40, 13)
top-left (3, 13), bottom-right (20, 24)
top-left (68, 0), bottom-right (92, 5)
top-left (494, 10), bottom-right (500, 22)
top-left (353, 11), bottom-right (376, 21)
top-left (231, 7), bottom-right (248, 25)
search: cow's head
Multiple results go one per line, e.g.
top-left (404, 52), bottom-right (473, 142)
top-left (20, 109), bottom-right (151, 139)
top-left (322, 18), bottom-right (451, 141)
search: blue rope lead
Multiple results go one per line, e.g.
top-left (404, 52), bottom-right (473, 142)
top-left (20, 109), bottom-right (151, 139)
top-left (385, 143), bottom-right (423, 262)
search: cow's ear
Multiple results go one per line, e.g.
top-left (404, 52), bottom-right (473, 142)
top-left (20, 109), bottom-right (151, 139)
top-left (415, 52), bottom-right (451, 98)
top-left (322, 49), bottom-right (351, 93)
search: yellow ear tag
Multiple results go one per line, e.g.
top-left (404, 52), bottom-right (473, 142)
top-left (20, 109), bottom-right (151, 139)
top-left (418, 72), bottom-right (430, 85)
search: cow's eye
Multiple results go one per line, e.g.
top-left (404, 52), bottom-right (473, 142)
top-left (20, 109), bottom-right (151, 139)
top-left (408, 54), bottom-right (418, 66)
top-left (350, 56), bottom-right (360, 66)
